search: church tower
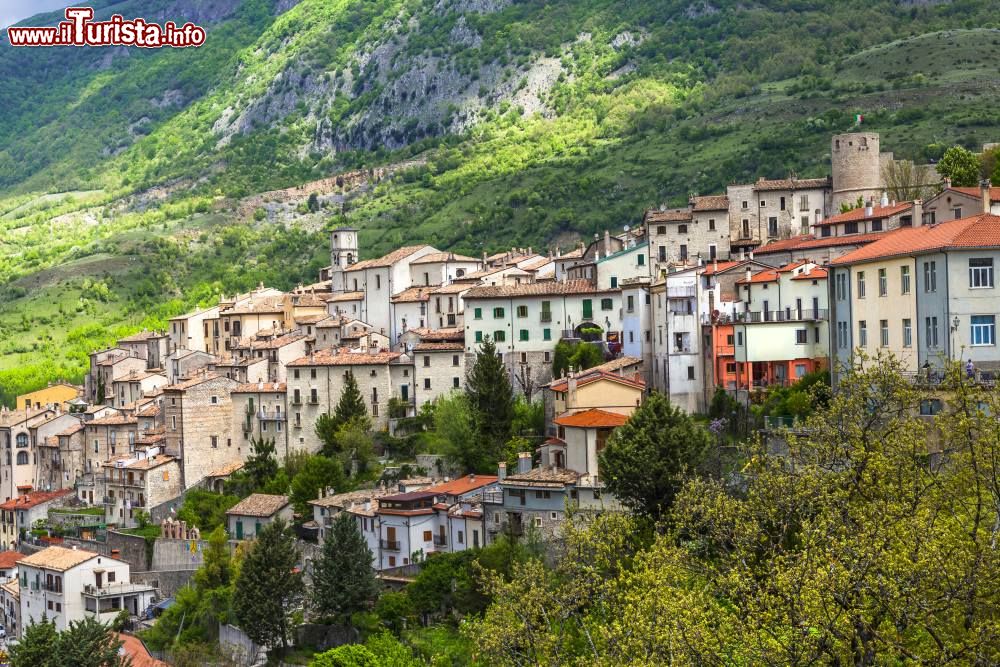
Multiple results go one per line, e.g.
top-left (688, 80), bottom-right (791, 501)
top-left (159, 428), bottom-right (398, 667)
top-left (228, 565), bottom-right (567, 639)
top-left (330, 227), bottom-right (358, 293)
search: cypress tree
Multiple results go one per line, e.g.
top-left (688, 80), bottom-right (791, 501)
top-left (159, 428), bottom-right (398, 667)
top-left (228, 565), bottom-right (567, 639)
top-left (466, 337), bottom-right (515, 468)
top-left (233, 519), bottom-right (303, 650)
top-left (311, 513), bottom-right (378, 621)
top-left (333, 371), bottom-right (369, 427)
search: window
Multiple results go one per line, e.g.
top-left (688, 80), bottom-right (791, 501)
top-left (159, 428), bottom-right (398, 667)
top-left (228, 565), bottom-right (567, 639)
top-left (878, 268), bottom-right (887, 296)
top-left (375, 275), bottom-right (381, 289)
top-left (494, 331), bottom-right (506, 342)
top-left (901, 265), bottom-right (911, 294)
top-left (678, 224), bottom-right (688, 233)
top-left (211, 436), bottom-right (218, 449)
top-left (799, 195), bottom-right (809, 210)
top-left (954, 207), bottom-right (963, 219)
top-left (687, 366), bottom-right (695, 380)
top-left (16, 451), bottom-right (27, 466)
top-left (742, 219), bottom-right (750, 238)
top-left (709, 244), bottom-right (717, 260)
top-left (708, 218), bottom-right (716, 231)
top-left (293, 369), bottom-right (300, 380)
top-left (971, 315), bottom-right (996, 346)
top-left (423, 355), bottom-right (430, 367)
top-left (845, 221), bottom-right (859, 234)
top-left (768, 217), bottom-right (778, 237)
top-left (821, 226), bottom-right (832, 237)
top-left (835, 273), bottom-right (847, 300)
top-left (543, 328), bottom-right (551, 341)
top-left (453, 377), bottom-right (460, 388)
top-left (679, 244), bottom-right (688, 261)
top-left (610, 277), bottom-right (618, 288)
top-left (760, 200), bottom-right (766, 208)
top-left (519, 329), bottom-right (529, 341)
top-left (474, 308), bottom-right (482, 320)
top-left (452, 355), bottom-right (459, 366)
top-left (871, 219), bottom-right (883, 232)
top-left (920, 399), bottom-right (943, 416)
top-left (310, 369), bottom-right (317, 380)
top-left (880, 320), bottom-right (889, 347)
top-left (424, 378), bottom-right (431, 390)
top-left (657, 226), bottom-right (666, 235)
top-left (726, 362), bottom-right (737, 373)
top-left (800, 216), bottom-right (810, 234)
top-left (475, 331), bottom-right (483, 343)
top-left (795, 329), bottom-right (807, 344)
top-left (903, 319), bottom-right (912, 347)
top-left (582, 300), bottom-right (593, 319)
top-left (600, 298), bottom-right (613, 311)
top-left (969, 258), bottom-right (994, 288)
top-left (737, 331), bottom-right (743, 346)
top-left (925, 316), bottom-right (940, 348)
top-left (924, 261), bottom-right (937, 292)
top-left (857, 272), bottom-right (866, 298)
top-left (516, 305), bottom-right (528, 318)
top-left (493, 307), bottom-right (505, 318)
top-left (658, 246), bottom-right (667, 261)
top-left (637, 254), bottom-right (645, 266)
top-left (858, 320), bottom-right (868, 347)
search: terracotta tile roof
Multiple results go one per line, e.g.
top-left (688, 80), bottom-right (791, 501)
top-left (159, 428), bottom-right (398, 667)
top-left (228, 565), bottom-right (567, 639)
top-left (223, 297), bottom-right (285, 315)
top-left (831, 213), bottom-right (1000, 266)
top-left (557, 248), bottom-right (585, 260)
top-left (430, 282), bottom-right (473, 294)
top-left (0, 489), bottom-right (72, 511)
top-left (390, 287), bottom-right (434, 303)
top-left (226, 493), bottom-right (290, 518)
top-left (135, 403), bottom-right (161, 418)
top-left (754, 233), bottom-right (884, 255)
top-left (502, 466), bottom-right (581, 486)
top-left (459, 266), bottom-right (530, 281)
top-left (519, 256), bottom-right (552, 272)
top-left (464, 279), bottom-right (616, 299)
top-left (554, 408), bottom-right (629, 428)
top-left (2, 580), bottom-right (19, 599)
top-left (700, 260), bottom-right (746, 276)
top-left (548, 369), bottom-right (645, 392)
top-left (42, 436), bottom-right (59, 447)
top-left (117, 633), bottom-right (169, 667)
top-left (588, 357), bottom-right (643, 374)
top-left (324, 291), bottom-right (365, 303)
top-left (251, 333), bottom-right (308, 350)
top-left (118, 331), bottom-right (165, 343)
top-left (777, 260), bottom-right (807, 273)
top-left (20, 545), bottom-right (97, 571)
top-left (949, 186), bottom-right (1000, 202)
top-left (309, 488), bottom-right (389, 509)
top-left (791, 267), bottom-right (828, 280)
top-left (294, 314), bottom-right (327, 324)
top-left (88, 415), bottom-right (139, 426)
top-left (406, 327), bottom-right (464, 342)
top-left (754, 176), bottom-right (831, 191)
top-left (288, 349), bottom-right (401, 367)
top-left (0, 552), bottom-right (24, 569)
top-left (163, 373), bottom-right (226, 392)
top-left (105, 454), bottom-right (175, 471)
top-left (736, 269), bottom-right (780, 285)
top-left (207, 461), bottom-right (245, 478)
top-left (410, 252), bottom-right (479, 265)
top-left (690, 195), bottom-right (729, 211)
top-left (815, 202), bottom-right (912, 227)
top-left (56, 423), bottom-right (85, 437)
top-left (316, 315), bottom-right (347, 327)
top-left (233, 382), bottom-right (286, 393)
top-left (645, 208), bottom-right (692, 224)
top-left (425, 475), bottom-right (498, 497)
top-left (414, 342), bottom-right (465, 352)
top-left (345, 245), bottom-right (432, 272)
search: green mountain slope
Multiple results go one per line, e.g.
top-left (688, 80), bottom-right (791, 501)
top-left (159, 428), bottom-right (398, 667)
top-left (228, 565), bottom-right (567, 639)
top-left (2, 0), bottom-right (1000, 403)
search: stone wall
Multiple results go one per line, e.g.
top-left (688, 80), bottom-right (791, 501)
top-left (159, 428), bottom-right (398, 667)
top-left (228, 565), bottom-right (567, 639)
top-left (131, 569), bottom-right (196, 599)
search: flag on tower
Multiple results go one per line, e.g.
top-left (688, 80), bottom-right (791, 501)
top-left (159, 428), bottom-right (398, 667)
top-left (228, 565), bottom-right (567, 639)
top-left (855, 114), bottom-right (864, 124)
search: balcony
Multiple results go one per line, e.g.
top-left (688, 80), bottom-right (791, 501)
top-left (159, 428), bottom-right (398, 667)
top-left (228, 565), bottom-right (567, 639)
top-left (257, 410), bottom-right (286, 421)
top-left (540, 312), bottom-right (553, 323)
top-left (667, 286), bottom-right (697, 298)
top-left (738, 309), bottom-right (828, 323)
top-left (307, 396), bottom-right (320, 405)
top-left (291, 396), bottom-right (303, 406)
top-left (433, 535), bottom-right (447, 547)
top-left (380, 539), bottom-right (401, 551)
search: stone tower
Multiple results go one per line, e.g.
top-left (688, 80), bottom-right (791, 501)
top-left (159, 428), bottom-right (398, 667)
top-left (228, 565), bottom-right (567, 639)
top-left (330, 227), bottom-right (358, 293)
top-left (831, 132), bottom-right (883, 210)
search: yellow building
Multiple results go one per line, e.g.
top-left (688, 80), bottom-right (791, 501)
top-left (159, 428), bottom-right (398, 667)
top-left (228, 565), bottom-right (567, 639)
top-left (16, 383), bottom-right (80, 412)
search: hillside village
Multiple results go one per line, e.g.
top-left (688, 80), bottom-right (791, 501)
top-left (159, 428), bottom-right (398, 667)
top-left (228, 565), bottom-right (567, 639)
top-left (1, 130), bottom-right (1000, 660)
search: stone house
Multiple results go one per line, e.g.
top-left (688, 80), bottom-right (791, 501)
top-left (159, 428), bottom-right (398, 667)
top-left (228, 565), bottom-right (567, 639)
top-left (226, 493), bottom-right (293, 540)
top-left (923, 181), bottom-right (1000, 223)
top-left (428, 283), bottom-right (473, 330)
top-left (391, 287), bottom-right (436, 342)
top-left (37, 421), bottom-right (85, 494)
top-left (231, 382), bottom-right (289, 461)
top-left (412, 341), bottom-right (466, 407)
top-left (164, 349), bottom-right (219, 384)
top-left (168, 305), bottom-right (220, 354)
top-left (163, 373), bottom-right (241, 490)
top-left (408, 252), bottom-right (482, 286)
top-left (110, 371), bottom-right (168, 410)
top-left (103, 451), bottom-right (180, 529)
top-left (0, 488), bottom-right (72, 551)
top-left (211, 356), bottom-right (269, 385)
top-left (116, 331), bottom-right (170, 371)
top-left (595, 243), bottom-right (649, 290)
top-left (85, 349), bottom-right (147, 404)
top-left (0, 407), bottom-right (59, 503)
top-left (814, 201), bottom-right (917, 238)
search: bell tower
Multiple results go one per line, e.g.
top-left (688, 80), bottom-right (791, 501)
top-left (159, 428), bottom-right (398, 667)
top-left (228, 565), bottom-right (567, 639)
top-left (330, 227), bottom-right (358, 293)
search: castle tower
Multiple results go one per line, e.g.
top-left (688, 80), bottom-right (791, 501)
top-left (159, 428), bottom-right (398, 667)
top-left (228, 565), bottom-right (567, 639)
top-left (831, 132), bottom-right (883, 210)
top-left (330, 227), bottom-right (358, 293)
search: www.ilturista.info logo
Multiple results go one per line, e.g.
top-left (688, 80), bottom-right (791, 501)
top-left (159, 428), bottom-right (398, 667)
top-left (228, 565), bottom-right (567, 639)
top-left (6, 7), bottom-right (206, 48)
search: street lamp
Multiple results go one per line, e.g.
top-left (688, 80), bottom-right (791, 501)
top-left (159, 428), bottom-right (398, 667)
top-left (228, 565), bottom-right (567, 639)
top-left (950, 315), bottom-right (961, 362)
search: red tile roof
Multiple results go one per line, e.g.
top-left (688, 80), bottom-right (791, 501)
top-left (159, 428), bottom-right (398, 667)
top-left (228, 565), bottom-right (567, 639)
top-left (324, 291), bottom-right (365, 303)
top-left (0, 488), bottom-right (72, 511)
top-left (815, 202), bottom-right (912, 227)
top-left (645, 208), bottom-right (692, 224)
top-left (117, 634), bottom-right (169, 667)
top-left (390, 287), bottom-right (434, 303)
top-left (410, 252), bottom-right (479, 265)
top-left (548, 370), bottom-right (645, 393)
top-left (554, 408), bottom-right (629, 428)
top-left (425, 474), bottom-right (498, 496)
top-left (831, 213), bottom-right (1000, 266)
top-left (464, 279), bottom-right (615, 299)
top-left (690, 195), bottom-right (729, 211)
top-left (950, 186), bottom-right (1000, 203)
top-left (0, 552), bottom-right (24, 569)
top-left (232, 382), bottom-right (287, 393)
top-left (736, 269), bottom-right (779, 285)
top-left (754, 176), bottom-right (831, 191)
top-left (87, 415), bottom-right (138, 426)
top-left (791, 267), bottom-right (828, 280)
top-left (288, 349), bottom-right (401, 367)
top-left (406, 327), bottom-right (464, 342)
top-left (700, 260), bottom-right (745, 276)
top-left (345, 245), bottom-right (432, 272)
top-left (414, 342), bottom-right (465, 352)
top-left (754, 233), bottom-right (884, 255)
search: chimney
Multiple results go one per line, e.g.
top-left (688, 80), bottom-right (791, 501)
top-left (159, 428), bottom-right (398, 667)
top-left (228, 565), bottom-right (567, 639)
top-left (567, 375), bottom-right (578, 409)
top-left (981, 179), bottom-right (992, 214)
top-left (745, 267), bottom-right (752, 284)
top-left (913, 199), bottom-right (924, 227)
top-left (713, 258), bottom-right (719, 273)
top-left (497, 462), bottom-right (507, 481)
top-left (604, 230), bottom-right (611, 252)
top-left (880, 191), bottom-right (889, 207)
top-left (517, 452), bottom-right (532, 475)
top-left (944, 176), bottom-right (952, 189)
top-left (864, 200), bottom-right (874, 217)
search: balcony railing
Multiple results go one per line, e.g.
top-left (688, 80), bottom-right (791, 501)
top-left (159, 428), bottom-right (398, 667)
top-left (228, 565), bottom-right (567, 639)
top-left (667, 286), bottom-right (697, 298)
top-left (291, 396), bottom-right (303, 406)
top-left (738, 309), bottom-right (828, 323)
top-left (433, 535), bottom-right (447, 547)
top-left (257, 410), bottom-right (286, 421)
top-left (380, 539), bottom-right (401, 551)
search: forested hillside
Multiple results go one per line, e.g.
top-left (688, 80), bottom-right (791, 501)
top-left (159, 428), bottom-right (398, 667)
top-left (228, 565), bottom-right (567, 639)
top-left (2, 0), bottom-right (1000, 402)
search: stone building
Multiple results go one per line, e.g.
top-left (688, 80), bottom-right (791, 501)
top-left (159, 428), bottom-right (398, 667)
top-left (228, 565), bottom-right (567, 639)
top-left (231, 382), bottom-right (289, 461)
top-left (103, 452), bottom-right (181, 529)
top-left (163, 373), bottom-right (241, 490)
top-left (226, 494), bottom-right (293, 540)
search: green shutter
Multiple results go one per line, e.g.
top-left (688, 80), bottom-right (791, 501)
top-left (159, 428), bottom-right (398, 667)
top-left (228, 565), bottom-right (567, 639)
top-left (582, 299), bottom-right (593, 319)
top-left (520, 329), bottom-right (529, 341)
top-left (475, 331), bottom-right (483, 343)
top-left (474, 308), bottom-right (482, 320)
top-left (543, 329), bottom-right (551, 341)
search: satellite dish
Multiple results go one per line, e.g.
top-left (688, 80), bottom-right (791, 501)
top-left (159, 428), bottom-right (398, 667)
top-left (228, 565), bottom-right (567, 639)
top-left (623, 225), bottom-right (630, 232)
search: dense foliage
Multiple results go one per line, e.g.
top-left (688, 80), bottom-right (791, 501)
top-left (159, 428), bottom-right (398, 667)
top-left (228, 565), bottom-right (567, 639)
top-left (311, 513), bottom-right (379, 621)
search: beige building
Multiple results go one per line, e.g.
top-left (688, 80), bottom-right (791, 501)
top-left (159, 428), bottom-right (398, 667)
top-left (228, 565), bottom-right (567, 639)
top-left (168, 305), bottom-right (220, 354)
top-left (163, 373), bottom-right (241, 489)
top-left (923, 181), bottom-right (1000, 223)
top-left (0, 488), bottom-right (73, 551)
top-left (226, 493), bottom-right (293, 540)
top-left (0, 407), bottom-right (59, 503)
top-left (103, 452), bottom-right (181, 529)
top-left (16, 383), bottom-right (80, 412)
top-left (110, 370), bottom-right (168, 410)
top-left (231, 383), bottom-right (289, 460)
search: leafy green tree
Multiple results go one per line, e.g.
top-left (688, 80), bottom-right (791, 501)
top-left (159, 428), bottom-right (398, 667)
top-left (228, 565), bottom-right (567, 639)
top-left (374, 592), bottom-right (415, 634)
top-left (936, 145), bottom-right (981, 186)
top-left (9, 615), bottom-right (59, 667)
top-left (177, 489), bottom-right (239, 532)
top-left (290, 455), bottom-right (346, 516)
top-left (466, 337), bottom-right (514, 469)
top-left (227, 437), bottom-right (278, 496)
top-left (12, 615), bottom-right (129, 667)
top-left (431, 393), bottom-right (481, 472)
top-left (310, 644), bottom-right (378, 667)
top-left (334, 371), bottom-right (369, 428)
top-left (311, 513), bottom-right (378, 621)
top-left (316, 412), bottom-right (340, 454)
top-left (599, 392), bottom-right (711, 519)
top-left (233, 519), bottom-right (303, 651)
top-left (335, 418), bottom-right (376, 474)
top-left (551, 340), bottom-right (604, 379)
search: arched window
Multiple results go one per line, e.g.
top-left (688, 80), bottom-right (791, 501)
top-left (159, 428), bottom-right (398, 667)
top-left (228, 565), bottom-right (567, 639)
top-left (16, 451), bottom-right (28, 466)
top-left (15, 434), bottom-right (28, 448)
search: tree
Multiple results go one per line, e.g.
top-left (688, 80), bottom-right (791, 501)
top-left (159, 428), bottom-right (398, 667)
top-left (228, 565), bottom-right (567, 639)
top-left (177, 489), bottom-right (240, 532)
top-left (310, 644), bottom-right (378, 667)
top-left (551, 340), bottom-right (604, 378)
top-left (311, 513), bottom-right (378, 621)
top-left (10, 615), bottom-right (59, 667)
top-left (233, 519), bottom-right (303, 651)
top-left (466, 338), bottom-right (514, 469)
top-left (290, 455), bottom-right (346, 516)
top-left (227, 437), bottom-right (278, 496)
top-left (334, 371), bottom-right (369, 428)
top-left (307, 192), bottom-right (320, 213)
top-left (936, 145), bottom-right (980, 186)
top-left (12, 615), bottom-right (129, 667)
top-left (881, 158), bottom-right (934, 202)
top-left (430, 393), bottom-right (481, 472)
top-left (599, 392), bottom-right (711, 519)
